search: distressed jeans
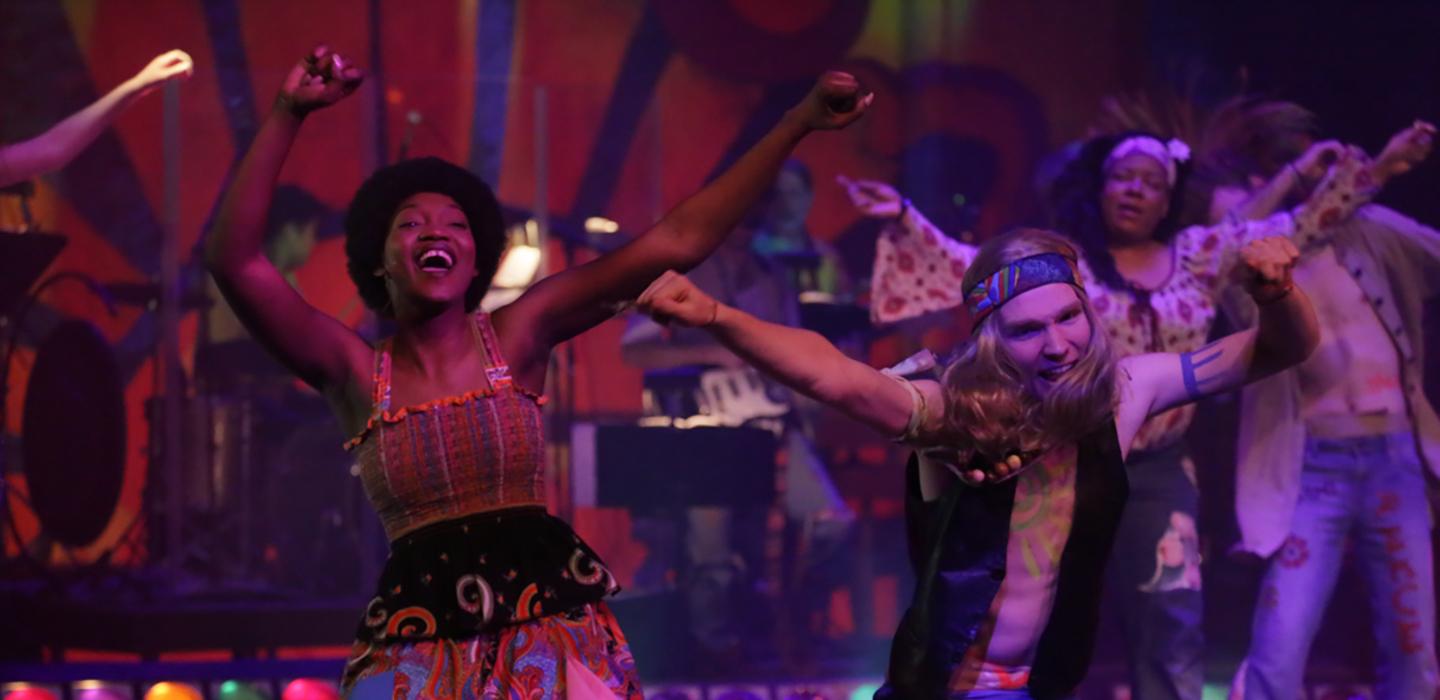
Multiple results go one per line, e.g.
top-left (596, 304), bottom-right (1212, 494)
top-left (1244, 432), bottom-right (1438, 700)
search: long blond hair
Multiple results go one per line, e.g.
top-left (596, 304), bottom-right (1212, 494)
top-left (941, 228), bottom-right (1117, 461)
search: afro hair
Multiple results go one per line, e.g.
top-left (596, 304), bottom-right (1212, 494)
top-left (344, 157), bottom-right (505, 315)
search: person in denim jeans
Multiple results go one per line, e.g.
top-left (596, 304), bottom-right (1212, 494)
top-left (1205, 102), bottom-right (1440, 699)
top-left (1243, 433), bottom-right (1435, 698)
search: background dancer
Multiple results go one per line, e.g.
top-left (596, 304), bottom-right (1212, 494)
top-left (1199, 101), bottom-right (1440, 700)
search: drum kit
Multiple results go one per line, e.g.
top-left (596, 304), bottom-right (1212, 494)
top-left (0, 188), bottom-right (377, 596)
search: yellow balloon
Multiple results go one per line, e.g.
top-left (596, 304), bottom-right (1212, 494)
top-left (145, 682), bottom-right (203, 700)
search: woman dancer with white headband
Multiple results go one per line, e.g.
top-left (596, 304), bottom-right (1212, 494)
top-left (840, 129), bottom-right (1410, 700)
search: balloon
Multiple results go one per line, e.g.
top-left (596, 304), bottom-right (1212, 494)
top-left (75, 687), bottom-right (128, 700)
top-left (3, 686), bottom-right (60, 700)
top-left (217, 681), bottom-right (269, 700)
top-left (281, 679), bottom-right (339, 700)
top-left (145, 682), bottom-right (203, 700)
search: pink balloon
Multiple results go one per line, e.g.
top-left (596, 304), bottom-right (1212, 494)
top-left (4, 688), bottom-right (60, 700)
top-left (282, 679), bottom-right (339, 700)
top-left (75, 688), bottom-right (128, 700)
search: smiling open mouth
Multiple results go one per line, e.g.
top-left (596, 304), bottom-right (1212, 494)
top-left (1039, 362), bottom-right (1076, 381)
top-left (417, 249), bottom-right (455, 272)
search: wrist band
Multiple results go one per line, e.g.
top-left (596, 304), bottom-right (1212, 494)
top-left (880, 371), bottom-right (928, 443)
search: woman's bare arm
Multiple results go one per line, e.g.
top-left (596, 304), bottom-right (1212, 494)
top-left (494, 74), bottom-right (872, 379)
top-left (0, 50), bottom-right (193, 187)
top-left (204, 46), bottom-right (369, 393)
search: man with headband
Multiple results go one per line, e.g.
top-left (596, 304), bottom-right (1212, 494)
top-left (843, 128), bottom-right (1378, 700)
top-left (635, 226), bottom-right (1319, 699)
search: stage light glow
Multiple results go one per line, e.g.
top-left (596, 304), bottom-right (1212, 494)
top-left (584, 216), bottom-right (619, 234)
top-left (848, 683), bottom-right (883, 700)
top-left (1201, 682), bottom-right (1229, 700)
top-left (491, 244), bottom-right (542, 289)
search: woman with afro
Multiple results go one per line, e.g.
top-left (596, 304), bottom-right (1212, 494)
top-left (205, 45), bottom-right (870, 698)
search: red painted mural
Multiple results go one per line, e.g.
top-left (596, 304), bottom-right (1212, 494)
top-left (0, 0), bottom-right (1145, 566)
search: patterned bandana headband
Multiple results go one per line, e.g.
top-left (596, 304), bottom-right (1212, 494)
top-left (965, 252), bottom-right (1084, 328)
top-left (1104, 135), bottom-right (1191, 187)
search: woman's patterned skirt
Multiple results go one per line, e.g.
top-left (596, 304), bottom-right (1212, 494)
top-left (341, 507), bottom-right (641, 698)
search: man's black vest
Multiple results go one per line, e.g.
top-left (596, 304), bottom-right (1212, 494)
top-left (878, 419), bottom-right (1128, 699)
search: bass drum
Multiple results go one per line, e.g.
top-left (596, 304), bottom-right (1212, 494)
top-left (21, 319), bottom-right (126, 551)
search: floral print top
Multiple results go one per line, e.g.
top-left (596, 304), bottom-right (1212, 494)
top-left (870, 159), bottom-right (1375, 451)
